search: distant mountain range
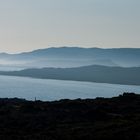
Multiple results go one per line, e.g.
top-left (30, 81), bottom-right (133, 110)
top-left (0, 47), bottom-right (140, 69)
top-left (0, 65), bottom-right (140, 85)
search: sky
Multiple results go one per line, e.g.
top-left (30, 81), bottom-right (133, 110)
top-left (0, 0), bottom-right (140, 53)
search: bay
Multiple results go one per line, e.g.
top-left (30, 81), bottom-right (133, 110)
top-left (0, 75), bottom-right (140, 101)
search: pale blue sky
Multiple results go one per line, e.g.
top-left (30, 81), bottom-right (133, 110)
top-left (0, 0), bottom-right (140, 53)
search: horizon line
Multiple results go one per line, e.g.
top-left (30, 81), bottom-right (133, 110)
top-left (0, 46), bottom-right (140, 55)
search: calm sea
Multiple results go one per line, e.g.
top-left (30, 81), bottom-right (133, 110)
top-left (0, 75), bottom-right (140, 101)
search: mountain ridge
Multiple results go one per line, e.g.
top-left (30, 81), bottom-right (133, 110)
top-left (0, 65), bottom-right (140, 85)
top-left (1, 47), bottom-right (140, 69)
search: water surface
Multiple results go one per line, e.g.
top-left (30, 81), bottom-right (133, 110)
top-left (0, 75), bottom-right (140, 101)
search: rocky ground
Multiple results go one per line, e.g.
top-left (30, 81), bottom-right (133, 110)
top-left (0, 92), bottom-right (140, 140)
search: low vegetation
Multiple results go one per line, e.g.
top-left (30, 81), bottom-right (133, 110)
top-left (0, 93), bottom-right (140, 139)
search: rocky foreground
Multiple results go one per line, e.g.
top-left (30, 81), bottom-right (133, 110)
top-left (0, 93), bottom-right (140, 140)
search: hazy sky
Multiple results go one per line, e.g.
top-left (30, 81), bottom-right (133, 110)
top-left (0, 0), bottom-right (140, 53)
